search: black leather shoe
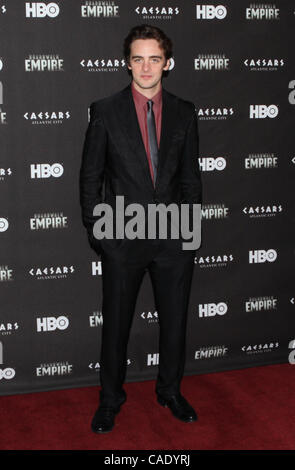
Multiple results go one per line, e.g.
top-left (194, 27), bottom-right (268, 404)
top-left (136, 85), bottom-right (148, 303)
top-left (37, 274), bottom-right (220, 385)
top-left (157, 393), bottom-right (198, 423)
top-left (91, 404), bottom-right (122, 434)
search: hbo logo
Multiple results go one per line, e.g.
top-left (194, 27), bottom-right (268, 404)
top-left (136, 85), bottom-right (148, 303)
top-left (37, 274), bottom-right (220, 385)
top-left (36, 316), bottom-right (69, 332)
top-left (288, 339), bottom-right (295, 365)
top-left (25, 2), bottom-right (60, 17)
top-left (199, 157), bottom-right (226, 171)
top-left (168, 57), bottom-right (175, 71)
top-left (30, 163), bottom-right (64, 178)
top-left (199, 302), bottom-right (228, 318)
top-left (0, 368), bottom-right (15, 380)
top-left (249, 105), bottom-right (278, 119)
top-left (249, 249), bottom-right (277, 264)
top-left (288, 80), bottom-right (295, 105)
top-left (0, 218), bottom-right (8, 232)
top-left (196, 5), bottom-right (227, 19)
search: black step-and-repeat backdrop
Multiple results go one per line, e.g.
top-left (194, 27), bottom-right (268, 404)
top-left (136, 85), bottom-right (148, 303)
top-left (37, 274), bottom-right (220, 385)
top-left (0, 1), bottom-right (294, 394)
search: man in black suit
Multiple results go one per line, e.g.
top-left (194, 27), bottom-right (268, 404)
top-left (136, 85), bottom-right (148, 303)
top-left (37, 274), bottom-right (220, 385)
top-left (79, 24), bottom-right (202, 433)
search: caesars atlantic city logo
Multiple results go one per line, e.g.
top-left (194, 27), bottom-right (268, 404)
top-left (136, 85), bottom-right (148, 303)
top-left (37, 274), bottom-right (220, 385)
top-left (29, 265), bottom-right (74, 280)
top-left (80, 58), bottom-right (125, 72)
top-left (242, 342), bottom-right (279, 354)
top-left (194, 252), bottom-right (234, 268)
top-left (245, 153), bottom-right (278, 169)
top-left (244, 58), bottom-right (284, 71)
top-left (81, 1), bottom-right (119, 18)
top-left (245, 4), bottom-right (279, 20)
top-left (198, 107), bottom-right (234, 120)
top-left (25, 54), bottom-right (64, 72)
top-left (135, 5), bottom-right (179, 19)
top-left (89, 359), bottom-right (131, 372)
top-left (196, 5), bottom-right (227, 20)
top-left (82, 59), bottom-right (174, 76)
top-left (141, 310), bottom-right (158, 324)
top-left (0, 167), bottom-right (12, 181)
top-left (245, 296), bottom-right (277, 312)
top-left (24, 110), bottom-right (70, 125)
top-left (249, 104), bottom-right (278, 119)
top-left (0, 322), bottom-right (19, 336)
top-left (243, 204), bottom-right (282, 217)
top-left (194, 54), bottom-right (230, 71)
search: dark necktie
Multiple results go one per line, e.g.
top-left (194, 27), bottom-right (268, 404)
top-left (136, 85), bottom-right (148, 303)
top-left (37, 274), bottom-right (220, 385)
top-left (147, 99), bottom-right (159, 185)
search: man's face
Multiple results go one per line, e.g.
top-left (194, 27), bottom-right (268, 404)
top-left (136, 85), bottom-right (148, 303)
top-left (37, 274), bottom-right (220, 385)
top-left (127, 38), bottom-right (170, 92)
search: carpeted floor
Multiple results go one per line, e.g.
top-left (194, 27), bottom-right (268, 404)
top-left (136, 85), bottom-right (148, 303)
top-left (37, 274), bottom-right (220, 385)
top-left (0, 363), bottom-right (294, 450)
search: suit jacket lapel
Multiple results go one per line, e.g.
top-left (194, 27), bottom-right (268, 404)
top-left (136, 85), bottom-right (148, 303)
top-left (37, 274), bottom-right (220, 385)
top-left (116, 83), bottom-right (179, 191)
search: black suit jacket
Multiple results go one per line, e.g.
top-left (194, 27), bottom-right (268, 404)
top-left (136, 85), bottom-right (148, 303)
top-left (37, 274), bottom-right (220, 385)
top-left (79, 82), bottom-right (202, 252)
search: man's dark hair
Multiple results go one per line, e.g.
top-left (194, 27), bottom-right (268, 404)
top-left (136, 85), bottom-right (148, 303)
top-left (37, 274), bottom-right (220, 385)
top-left (123, 24), bottom-right (173, 65)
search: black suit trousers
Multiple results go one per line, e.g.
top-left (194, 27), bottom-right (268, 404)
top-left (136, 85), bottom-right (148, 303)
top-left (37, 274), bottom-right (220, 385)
top-left (96, 237), bottom-right (196, 408)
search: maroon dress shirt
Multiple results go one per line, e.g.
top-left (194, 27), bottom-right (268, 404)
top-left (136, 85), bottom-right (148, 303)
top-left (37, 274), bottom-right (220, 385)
top-left (131, 81), bottom-right (162, 186)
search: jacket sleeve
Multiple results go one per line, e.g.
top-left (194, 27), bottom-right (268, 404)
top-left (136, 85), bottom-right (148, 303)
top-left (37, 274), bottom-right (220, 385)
top-left (79, 102), bottom-right (107, 235)
top-left (179, 104), bottom-right (202, 205)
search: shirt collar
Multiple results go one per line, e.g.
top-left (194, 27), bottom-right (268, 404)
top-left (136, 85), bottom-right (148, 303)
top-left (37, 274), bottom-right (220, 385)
top-left (131, 81), bottom-right (162, 108)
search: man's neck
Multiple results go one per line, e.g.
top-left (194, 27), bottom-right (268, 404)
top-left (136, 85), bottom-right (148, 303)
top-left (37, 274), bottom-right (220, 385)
top-left (132, 80), bottom-right (162, 99)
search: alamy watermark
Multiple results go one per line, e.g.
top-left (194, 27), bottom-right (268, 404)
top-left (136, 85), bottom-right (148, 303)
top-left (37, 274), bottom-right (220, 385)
top-left (92, 196), bottom-right (202, 250)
